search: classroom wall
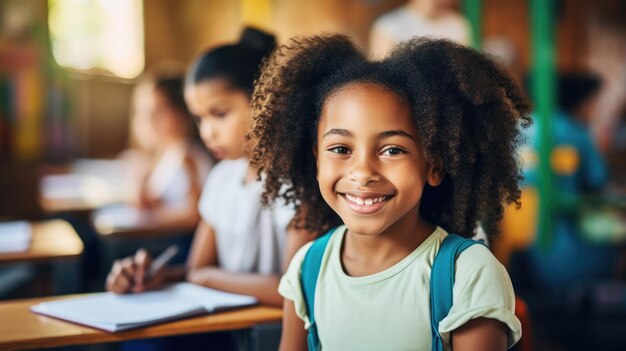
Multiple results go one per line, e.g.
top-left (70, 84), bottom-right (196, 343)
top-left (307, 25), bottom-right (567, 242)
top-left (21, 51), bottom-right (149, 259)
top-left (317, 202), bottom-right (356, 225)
top-left (0, 0), bottom-right (607, 161)
top-left (143, 0), bottom-right (241, 67)
top-left (483, 0), bottom-right (589, 76)
top-left (0, 0), bottom-right (620, 220)
top-left (60, 0), bottom-right (598, 159)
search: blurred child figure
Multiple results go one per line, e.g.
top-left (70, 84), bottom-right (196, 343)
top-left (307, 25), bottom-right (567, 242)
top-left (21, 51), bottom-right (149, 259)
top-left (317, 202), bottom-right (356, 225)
top-left (516, 73), bottom-right (617, 302)
top-left (119, 63), bottom-right (212, 230)
top-left (86, 65), bottom-right (211, 291)
top-left (106, 27), bottom-right (313, 308)
top-left (106, 27), bottom-right (312, 351)
top-left (369, 0), bottom-right (470, 58)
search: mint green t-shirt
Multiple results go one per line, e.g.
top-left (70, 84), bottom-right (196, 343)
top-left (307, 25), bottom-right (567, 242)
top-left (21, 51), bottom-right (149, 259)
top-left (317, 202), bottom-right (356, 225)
top-left (278, 226), bottom-right (521, 351)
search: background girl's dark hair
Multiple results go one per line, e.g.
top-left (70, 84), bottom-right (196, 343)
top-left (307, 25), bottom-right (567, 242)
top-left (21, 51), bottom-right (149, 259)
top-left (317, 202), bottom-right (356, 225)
top-left (135, 62), bottom-right (204, 148)
top-left (154, 76), bottom-right (189, 116)
top-left (137, 61), bottom-right (190, 117)
top-left (186, 27), bottom-right (276, 95)
top-left (251, 34), bottom-right (531, 238)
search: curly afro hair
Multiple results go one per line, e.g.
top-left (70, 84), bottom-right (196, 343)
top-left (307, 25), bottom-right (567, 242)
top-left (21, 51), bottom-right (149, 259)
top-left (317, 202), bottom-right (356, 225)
top-left (250, 34), bottom-right (531, 239)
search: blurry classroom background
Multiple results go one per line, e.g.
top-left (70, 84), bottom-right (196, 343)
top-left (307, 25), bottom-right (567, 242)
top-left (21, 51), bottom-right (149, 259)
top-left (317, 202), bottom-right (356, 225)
top-left (0, 0), bottom-right (625, 351)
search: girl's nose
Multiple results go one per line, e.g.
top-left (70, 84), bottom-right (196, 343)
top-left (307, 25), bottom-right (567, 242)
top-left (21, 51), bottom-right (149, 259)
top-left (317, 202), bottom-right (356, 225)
top-left (348, 154), bottom-right (380, 186)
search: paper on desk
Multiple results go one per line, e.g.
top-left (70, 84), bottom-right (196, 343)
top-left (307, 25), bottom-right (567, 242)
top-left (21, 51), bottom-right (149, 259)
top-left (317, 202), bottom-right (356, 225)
top-left (92, 204), bottom-right (151, 229)
top-left (0, 221), bottom-right (32, 253)
top-left (30, 282), bottom-right (257, 332)
top-left (169, 282), bottom-right (258, 311)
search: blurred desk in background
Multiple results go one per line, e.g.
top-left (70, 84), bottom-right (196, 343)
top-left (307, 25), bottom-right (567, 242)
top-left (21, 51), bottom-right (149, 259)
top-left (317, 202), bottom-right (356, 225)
top-left (0, 295), bottom-right (282, 351)
top-left (0, 220), bottom-right (83, 264)
top-left (38, 159), bottom-right (130, 215)
top-left (91, 204), bottom-right (196, 239)
top-left (0, 220), bottom-right (83, 296)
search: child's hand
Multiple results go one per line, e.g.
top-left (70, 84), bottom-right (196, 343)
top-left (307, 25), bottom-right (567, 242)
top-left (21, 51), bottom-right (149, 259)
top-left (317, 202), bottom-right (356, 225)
top-left (105, 249), bottom-right (165, 293)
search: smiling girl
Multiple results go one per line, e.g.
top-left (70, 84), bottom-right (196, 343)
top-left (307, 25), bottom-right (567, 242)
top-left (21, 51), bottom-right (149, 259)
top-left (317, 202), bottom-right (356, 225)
top-left (251, 35), bottom-right (530, 350)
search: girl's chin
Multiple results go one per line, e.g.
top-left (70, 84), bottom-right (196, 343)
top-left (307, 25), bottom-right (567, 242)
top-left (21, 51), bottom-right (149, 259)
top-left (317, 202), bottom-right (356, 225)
top-left (343, 221), bottom-right (388, 237)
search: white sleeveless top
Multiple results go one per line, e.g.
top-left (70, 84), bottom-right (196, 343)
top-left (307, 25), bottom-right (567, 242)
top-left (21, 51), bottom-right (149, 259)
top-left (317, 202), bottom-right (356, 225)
top-left (198, 159), bottom-right (295, 275)
top-left (372, 7), bottom-right (470, 45)
top-left (146, 142), bottom-right (211, 209)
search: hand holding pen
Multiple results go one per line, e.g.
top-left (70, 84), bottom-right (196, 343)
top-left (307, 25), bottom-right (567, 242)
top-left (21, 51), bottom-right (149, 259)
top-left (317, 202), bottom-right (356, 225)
top-left (106, 245), bottom-right (179, 294)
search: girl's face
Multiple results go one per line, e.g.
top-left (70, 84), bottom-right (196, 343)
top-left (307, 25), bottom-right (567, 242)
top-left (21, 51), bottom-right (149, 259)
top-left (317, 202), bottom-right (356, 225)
top-left (185, 79), bottom-right (251, 160)
top-left (133, 86), bottom-right (183, 150)
top-left (316, 83), bottom-right (442, 237)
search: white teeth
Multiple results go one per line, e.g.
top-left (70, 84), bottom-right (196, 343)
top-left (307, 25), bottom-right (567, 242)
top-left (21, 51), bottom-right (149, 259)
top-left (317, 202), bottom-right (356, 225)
top-left (344, 194), bottom-right (388, 206)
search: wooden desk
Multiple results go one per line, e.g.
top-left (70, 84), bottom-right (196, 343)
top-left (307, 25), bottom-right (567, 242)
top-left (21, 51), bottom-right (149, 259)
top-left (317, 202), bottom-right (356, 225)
top-left (0, 295), bottom-right (282, 351)
top-left (0, 220), bottom-right (83, 264)
top-left (0, 220), bottom-right (83, 295)
top-left (94, 220), bottom-right (196, 239)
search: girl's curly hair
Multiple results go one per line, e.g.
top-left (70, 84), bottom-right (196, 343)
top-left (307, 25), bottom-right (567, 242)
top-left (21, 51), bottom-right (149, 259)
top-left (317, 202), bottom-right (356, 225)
top-left (250, 34), bottom-right (531, 239)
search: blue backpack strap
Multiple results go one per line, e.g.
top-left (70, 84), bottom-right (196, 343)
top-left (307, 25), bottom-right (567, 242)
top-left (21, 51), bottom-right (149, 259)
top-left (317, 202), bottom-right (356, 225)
top-left (430, 234), bottom-right (485, 351)
top-left (300, 227), bottom-right (336, 351)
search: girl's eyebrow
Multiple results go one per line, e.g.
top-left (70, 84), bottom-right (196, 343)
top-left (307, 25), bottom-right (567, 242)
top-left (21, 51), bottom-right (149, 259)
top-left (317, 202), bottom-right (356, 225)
top-left (322, 128), bottom-right (352, 139)
top-left (322, 129), bottom-right (416, 141)
top-left (379, 130), bottom-right (416, 141)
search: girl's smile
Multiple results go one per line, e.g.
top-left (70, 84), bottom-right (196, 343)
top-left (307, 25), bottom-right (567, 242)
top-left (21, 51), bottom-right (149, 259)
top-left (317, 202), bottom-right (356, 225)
top-left (338, 191), bottom-right (395, 215)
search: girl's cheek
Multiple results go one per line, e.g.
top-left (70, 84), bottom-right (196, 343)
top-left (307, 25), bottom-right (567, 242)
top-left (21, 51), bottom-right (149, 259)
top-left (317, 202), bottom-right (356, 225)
top-left (317, 159), bottom-right (339, 188)
top-left (199, 121), bottom-right (214, 143)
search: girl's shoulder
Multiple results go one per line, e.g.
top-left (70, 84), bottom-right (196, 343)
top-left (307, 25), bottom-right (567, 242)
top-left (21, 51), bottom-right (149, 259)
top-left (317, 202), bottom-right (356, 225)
top-left (285, 225), bottom-right (346, 276)
top-left (206, 158), bottom-right (248, 183)
top-left (451, 236), bottom-right (511, 286)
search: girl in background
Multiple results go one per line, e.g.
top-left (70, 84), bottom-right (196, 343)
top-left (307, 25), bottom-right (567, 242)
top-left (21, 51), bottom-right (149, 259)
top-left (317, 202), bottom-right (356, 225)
top-left (106, 28), bottom-right (314, 308)
top-left (117, 63), bottom-right (212, 230)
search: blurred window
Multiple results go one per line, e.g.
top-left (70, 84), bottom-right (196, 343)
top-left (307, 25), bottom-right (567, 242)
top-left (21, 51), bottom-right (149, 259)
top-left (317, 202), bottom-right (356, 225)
top-left (48, 0), bottom-right (144, 79)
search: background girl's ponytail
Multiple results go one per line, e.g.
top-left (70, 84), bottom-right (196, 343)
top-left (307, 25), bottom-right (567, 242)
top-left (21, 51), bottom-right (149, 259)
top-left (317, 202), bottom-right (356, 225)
top-left (186, 27), bottom-right (276, 95)
top-left (239, 27), bottom-right (276, 58)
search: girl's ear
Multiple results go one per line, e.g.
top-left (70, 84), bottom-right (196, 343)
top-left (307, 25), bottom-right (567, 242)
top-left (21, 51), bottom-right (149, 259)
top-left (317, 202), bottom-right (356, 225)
top-left (427, 158), bottom-right (444, 187)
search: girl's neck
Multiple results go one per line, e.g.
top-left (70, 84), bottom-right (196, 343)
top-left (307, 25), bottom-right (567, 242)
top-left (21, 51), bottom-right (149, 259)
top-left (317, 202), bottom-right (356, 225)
top-left (341, 206), bottom-right (435, 277)
top-left (244, 161), bottom-right (258, 184)
top-left (241, 145), bottom-right (258, 184)
top-left (154, 138), bottom-right (186, 156)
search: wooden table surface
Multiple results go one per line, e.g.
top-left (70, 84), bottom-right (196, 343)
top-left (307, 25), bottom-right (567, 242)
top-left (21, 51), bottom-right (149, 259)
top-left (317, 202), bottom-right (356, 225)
top-left (94, 221), bottom-right (196, 239)
top-left (0, 220), bottom-right (83, 264)
top-left (0, 295), bottom-right (283, 351)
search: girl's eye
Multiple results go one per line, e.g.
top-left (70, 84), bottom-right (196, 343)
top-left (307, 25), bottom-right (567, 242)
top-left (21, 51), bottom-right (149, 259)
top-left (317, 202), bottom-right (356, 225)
top-left (381, 147), bottom-right (406, 156)
top-left (213, 111), bottom-right (227, 118)
top-left (328, 146), bottom-right (351, 155)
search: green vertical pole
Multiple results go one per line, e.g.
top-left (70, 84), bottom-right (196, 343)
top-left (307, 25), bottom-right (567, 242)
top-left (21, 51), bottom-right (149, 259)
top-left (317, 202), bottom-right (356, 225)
top-left (463, 0), bottom-right (482, 49)
top-left (531, 0), bottom-right (555, 248)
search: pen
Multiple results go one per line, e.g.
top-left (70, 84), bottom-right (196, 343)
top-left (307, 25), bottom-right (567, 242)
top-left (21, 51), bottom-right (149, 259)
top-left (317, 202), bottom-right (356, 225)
top-left (146, 245), bottom-right (179, 279)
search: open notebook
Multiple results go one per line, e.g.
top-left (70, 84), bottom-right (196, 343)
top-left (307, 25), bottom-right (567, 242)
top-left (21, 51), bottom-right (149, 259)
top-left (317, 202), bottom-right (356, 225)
top-left (31, 283), bottom-right (257, 332)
